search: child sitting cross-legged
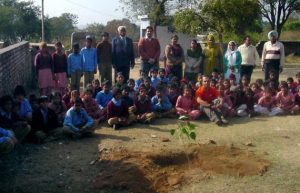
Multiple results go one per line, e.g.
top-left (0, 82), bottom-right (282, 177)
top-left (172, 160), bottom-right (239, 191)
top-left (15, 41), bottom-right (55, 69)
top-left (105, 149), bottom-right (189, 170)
top-left (82, 88), bottom-right (105, 123)
top-left (63, 97), bottom-right (95, 138)
top-left (275, 81), bottom-right (295, 115)
top-left (133, 85), bottom-right (156, 124)
top-left (107, 88), bottom-right (133, 130)
top-left (151, 85), bottom-right (176, 118)
top-left (29, 96), bottom-right (61, 143)
top-left (254, 87), bottom-right (280, 116)
top-left (175, 84), bottom-right (201, 120)
top-left (48, 91), bottom-right (67, 125)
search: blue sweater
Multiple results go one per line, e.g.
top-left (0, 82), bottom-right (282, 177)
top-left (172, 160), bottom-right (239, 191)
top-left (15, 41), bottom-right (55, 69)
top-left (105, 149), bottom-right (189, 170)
top-left (80, 47), bottom-right (97, 72)
top-left (63, 107), bottom-right (94, 132)
top-left (0, 127), bottom-right (13, 143)
top-left (151, 95), bottom-right (172, 111)
top-left (96, 90), bottom-right (113, 109)
top-left (68, 53), bottom-right (83, 74)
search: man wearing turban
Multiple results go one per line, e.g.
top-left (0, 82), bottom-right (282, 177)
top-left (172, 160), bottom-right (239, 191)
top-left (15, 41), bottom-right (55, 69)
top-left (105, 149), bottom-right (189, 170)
top-left (261, 30), bottom-right (285, 82)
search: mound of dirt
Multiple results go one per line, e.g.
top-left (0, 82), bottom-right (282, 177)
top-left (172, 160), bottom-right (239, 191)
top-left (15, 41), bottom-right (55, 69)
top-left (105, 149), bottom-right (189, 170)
top-left (93, 144), bottom-right (270, 193)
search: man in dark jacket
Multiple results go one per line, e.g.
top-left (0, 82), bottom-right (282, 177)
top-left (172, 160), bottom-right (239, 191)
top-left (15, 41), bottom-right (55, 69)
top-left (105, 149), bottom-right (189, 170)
top-left (112, 26), bottom-right (135, 83)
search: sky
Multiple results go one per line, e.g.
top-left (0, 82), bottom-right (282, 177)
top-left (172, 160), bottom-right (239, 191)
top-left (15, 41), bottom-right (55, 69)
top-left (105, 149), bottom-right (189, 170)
top-left (33, 0), bottom-right (126, 28)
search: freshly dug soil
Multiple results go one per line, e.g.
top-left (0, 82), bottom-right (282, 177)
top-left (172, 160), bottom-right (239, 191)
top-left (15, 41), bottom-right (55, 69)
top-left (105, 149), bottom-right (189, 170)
top-left (93, 144), bottom-right (270, 193)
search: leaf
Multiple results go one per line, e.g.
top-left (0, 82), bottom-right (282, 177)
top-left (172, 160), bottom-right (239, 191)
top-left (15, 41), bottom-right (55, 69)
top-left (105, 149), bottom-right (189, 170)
top-left (170, 129), bottom-right (176, 136)
top-left (189, 132), bottom-right (196, 140)
top-left (181, 127), bottom-right (188, 135)
top-left (187, 122), bottom-right (196, 130)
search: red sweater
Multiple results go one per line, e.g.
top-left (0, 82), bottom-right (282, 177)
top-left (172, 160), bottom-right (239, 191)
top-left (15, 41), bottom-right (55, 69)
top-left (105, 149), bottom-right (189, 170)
top-left (138, 38), bottom-right (160, 61)
top-left (107, 100), bottom-right (128, 119)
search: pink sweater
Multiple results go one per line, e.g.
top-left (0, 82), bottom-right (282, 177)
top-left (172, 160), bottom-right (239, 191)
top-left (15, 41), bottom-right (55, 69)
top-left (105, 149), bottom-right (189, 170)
top-left (276, 91), bottom-right (295, 111)
top-left (176, 95), bottom-right (197, 112)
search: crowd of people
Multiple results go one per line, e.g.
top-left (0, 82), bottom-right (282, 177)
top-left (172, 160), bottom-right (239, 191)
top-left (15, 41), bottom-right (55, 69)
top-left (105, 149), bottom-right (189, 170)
top-left (1, 26), bottom-right (300, 155)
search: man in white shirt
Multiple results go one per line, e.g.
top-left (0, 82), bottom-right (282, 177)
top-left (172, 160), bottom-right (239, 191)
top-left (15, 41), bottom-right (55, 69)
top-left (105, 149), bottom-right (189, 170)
top-left (261, 30), bottom-right (285, 82)
top-left (238, 36), bottom-right (259, 82)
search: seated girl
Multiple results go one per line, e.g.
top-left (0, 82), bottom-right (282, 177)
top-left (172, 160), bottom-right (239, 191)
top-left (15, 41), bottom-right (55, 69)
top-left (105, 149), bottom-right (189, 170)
top-left (175, 85), bottom-right (201, 120)
top-left (107, 89), bottom-right (132, 130)
top-left (254, 87), bottom-right (281, 116)
top-left (48, 91), bottom-right (67, 125)
top-left (82, 88), bottom-right (104, 123)
top-left (236, 88), bottom-right (256, 117)
top-left (275, 81), bottom-right (295, 115)
top-left (92, 79), bottom-right (102, 98)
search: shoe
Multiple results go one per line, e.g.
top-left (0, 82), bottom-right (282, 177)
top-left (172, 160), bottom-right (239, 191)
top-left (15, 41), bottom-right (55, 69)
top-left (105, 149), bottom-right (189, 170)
top-left (179, 115), bottom-right (189, 120)
top-left (221, 116), bottom-right (228, 124)
top-left (112, 124), bottom-right (119, 130)
top-left (144, 117), bottom-right (153, 124)
top-left (216, 120), bottom-right (223, 126)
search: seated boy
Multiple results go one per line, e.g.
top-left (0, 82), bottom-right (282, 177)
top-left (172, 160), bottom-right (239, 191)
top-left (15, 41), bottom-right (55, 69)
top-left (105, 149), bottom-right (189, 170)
top-left (0, 95), bottom-right (31, 142)
top-left (96, 80), bottom-right (113, 111)
top-left (29, 96), bottom-right (61, 143)
top-left (133, 85), bottom-right (156, 124)
top-left (151, 85), bottom-right (175, 118)
top-left (63, 98), bottom-right (95, 138)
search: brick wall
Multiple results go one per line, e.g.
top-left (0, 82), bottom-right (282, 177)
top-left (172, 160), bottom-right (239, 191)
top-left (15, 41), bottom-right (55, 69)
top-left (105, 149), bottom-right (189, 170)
top-left (0, 41), bottom-right (31, 95)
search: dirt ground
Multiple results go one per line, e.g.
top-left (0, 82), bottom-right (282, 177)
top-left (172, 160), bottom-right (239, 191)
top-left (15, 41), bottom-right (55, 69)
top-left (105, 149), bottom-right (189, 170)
top-left (1, 63), bottom-right (300, 193)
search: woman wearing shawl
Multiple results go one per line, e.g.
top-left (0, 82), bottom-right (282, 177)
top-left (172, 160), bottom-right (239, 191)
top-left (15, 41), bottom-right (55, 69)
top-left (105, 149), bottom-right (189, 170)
top-left (165, 35), bottom-right (184, 80)
top-left (202, 34), bottom-right (223, 76)
top-left (224, 41), bottom-right (242, 83)
top-left (185, 39), bottom-right (203, 82)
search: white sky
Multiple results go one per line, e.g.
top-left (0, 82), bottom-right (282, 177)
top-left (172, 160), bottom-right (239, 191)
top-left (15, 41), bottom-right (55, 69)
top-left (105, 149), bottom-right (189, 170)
top-left (33, 0), bottom-right (126, 27)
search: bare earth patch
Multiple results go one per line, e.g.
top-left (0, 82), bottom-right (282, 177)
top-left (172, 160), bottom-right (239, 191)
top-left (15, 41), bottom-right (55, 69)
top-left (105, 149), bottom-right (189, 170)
top-left (93, 144), bottom-right (270, 193)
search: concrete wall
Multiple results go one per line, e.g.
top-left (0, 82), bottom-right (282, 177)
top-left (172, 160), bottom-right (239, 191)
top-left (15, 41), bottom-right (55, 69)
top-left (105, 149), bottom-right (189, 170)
top-left (156, 26), bottom-right (195, 60)
top-left (0, 41), bottom-right (31, 95)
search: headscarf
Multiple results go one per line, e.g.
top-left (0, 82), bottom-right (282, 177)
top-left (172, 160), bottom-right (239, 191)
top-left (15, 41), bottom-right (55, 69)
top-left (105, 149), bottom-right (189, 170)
top-left (225, 41), bottom-right (237, 66)
top-left (268, 30), bottom-right (278, 40)
top-left (207, 34), bottom-right (215, 48)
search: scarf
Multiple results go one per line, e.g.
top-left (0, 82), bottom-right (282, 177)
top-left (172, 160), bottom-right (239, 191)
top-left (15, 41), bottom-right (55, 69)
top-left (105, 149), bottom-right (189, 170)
top-left (187, 47), bottom-right (202, 58)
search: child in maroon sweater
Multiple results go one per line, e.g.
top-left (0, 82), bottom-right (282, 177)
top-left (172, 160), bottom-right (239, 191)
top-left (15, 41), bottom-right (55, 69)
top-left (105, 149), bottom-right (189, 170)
top-left (292, 86), bottom-right (300, 114)
top-left (133, 85), bottom-right (155, 124)
top-left (107, 89), bottom-right (132, 130)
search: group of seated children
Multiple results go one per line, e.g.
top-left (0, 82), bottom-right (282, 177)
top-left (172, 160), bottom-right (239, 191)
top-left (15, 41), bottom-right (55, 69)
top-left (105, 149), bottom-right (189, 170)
top-left (1, 68), bottom-right (300, 154)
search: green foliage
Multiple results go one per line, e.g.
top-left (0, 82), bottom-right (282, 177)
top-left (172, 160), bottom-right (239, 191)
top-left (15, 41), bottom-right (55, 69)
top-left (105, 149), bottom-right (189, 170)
top-left (103, 19), bottom-right (139, 41)
top-left (174, 9), bottom-right (202, 36)
top-left (173, 0), bottom-right (262, 42)
top-left (48, 13), bottom-right (78, 42)
top-left (85, 23), bottom-right (105, 41)
top-left (170, 121), bottom-right (197, 142)
top-left (283, 18), bottom-right (300, 31)
top-left (0, 0), bottom-right (41, 42)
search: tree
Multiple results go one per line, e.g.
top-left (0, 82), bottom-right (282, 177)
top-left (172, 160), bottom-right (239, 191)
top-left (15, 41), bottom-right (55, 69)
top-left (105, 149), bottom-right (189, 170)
top-left (119, 0), bottom-right (188, 33)
top-left (85, 23), bottom-right (105, 41)
top-left (0, 0), bottom-right (40, 42)
top-left (174, 0), bottom-right (262, 43)
top-left (104, 19), bottom-right (139, 41)
top-left (260, 0), bottom-right (300, 39)
top-left (48, 13), bottom-right (78, 42)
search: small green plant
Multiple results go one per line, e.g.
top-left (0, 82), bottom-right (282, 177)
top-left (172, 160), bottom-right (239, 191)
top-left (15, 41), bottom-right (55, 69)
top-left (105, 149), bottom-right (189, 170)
top-left (170, 121), bottom-right (197, 142)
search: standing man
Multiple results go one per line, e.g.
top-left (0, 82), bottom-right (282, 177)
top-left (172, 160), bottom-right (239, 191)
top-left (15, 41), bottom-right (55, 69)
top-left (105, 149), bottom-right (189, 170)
top-left (261, 30), bottom-right (285, 82)
top-left (138, 26), bottom-right (160, 76)
top-left (96, 32), bottom-right (112, 84)
top-left (81, 35), bottom-right (97, 88)
top-left (238, 36), bottom-right (259, 82)
top-left (112, 26), bottom-right (135, 83)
